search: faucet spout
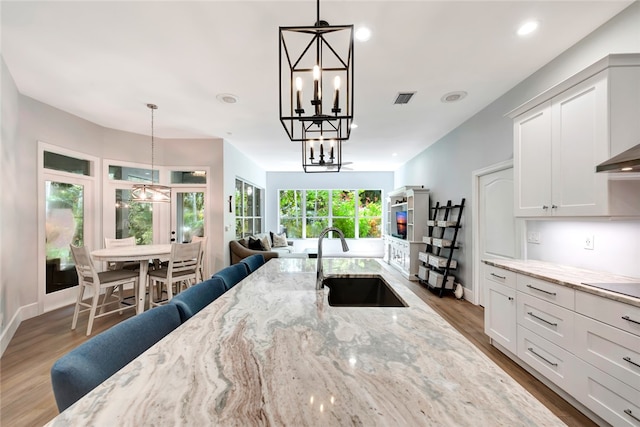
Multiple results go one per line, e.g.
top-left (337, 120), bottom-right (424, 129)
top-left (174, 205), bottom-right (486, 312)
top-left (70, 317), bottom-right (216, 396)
top-left (316, 227), bottom-right (349, 290)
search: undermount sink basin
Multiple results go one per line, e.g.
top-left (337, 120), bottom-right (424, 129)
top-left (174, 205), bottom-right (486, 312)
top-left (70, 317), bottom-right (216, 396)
top-left (323, 275), bottom-right (408, 307)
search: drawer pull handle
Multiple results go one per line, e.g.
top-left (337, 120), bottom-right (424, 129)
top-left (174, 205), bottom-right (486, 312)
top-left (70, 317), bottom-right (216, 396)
top-left (490, 273), bottom-right (506, 280)
top-left (527, 311), bottom-right (558, 327)
top-left (622, 315), bottom-right (640, 325)
top-left (528, 347), bottom-right (558, 367)
top-left (624, 409), bottom-right (640, 423)
top-left (623, 356), bottom-right (640, 368)
top-left (526, 284), bottom-right (557, 296)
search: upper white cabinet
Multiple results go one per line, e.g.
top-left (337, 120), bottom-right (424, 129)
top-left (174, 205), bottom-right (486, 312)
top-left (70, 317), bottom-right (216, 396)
top-left (509, 54), bottom-right (640, 217)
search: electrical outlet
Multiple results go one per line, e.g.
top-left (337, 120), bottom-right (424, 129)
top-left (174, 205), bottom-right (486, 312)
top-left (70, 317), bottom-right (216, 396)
top-left (527, 231), bottom-right (541, 244)
top-left (584, 235), bottom-right (595, 250)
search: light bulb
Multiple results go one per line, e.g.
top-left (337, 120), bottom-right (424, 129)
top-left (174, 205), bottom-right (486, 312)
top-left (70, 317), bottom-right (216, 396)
top-left (313, 65), bottom-right (320, 80)
top-left (334, 76), bottom-right (341, 90)
top-left (296, 77), bottom-right (303, 91)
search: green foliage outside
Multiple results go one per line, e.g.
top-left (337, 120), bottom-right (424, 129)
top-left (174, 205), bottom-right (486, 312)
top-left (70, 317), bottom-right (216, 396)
top-left (45, 182), bottom-right (84, 263)
top-left (279, 189), bottom-right (382, 239)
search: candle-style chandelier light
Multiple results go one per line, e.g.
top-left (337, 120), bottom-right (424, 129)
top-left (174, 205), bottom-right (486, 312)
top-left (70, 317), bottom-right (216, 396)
top-left (301, 137), bottom-right (342, 173)
top-left (279, 0), bottom-right (354, 147)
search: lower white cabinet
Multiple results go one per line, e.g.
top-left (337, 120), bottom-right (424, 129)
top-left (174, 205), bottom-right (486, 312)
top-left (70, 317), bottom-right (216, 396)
top-left (484, 263), bottom-right (640, 426)
top-left (517, 325), bottom-right (577, 392)
top-left (484, 266), bottom-right (517, 354)
top-left (573, 358), bottom-right (640, 427)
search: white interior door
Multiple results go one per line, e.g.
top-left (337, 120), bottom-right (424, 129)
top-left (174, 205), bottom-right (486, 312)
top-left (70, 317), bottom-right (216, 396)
top-left (477, 166), bottom-right (516, 306)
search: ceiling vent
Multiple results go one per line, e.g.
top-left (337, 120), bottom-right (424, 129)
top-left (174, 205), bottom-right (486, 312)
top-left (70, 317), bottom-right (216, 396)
top-left (394, 92), bottom-right (416, 105)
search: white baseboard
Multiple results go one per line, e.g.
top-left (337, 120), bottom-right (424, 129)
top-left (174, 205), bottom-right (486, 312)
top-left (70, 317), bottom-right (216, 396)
top-left (0, 302), bottom-right (39, 357)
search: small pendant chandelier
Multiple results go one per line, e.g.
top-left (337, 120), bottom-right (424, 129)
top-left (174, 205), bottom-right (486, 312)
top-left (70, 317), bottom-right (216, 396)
top-left (131, 104), bottom-right (171, 203)
top-left (301, 137), bottom-right (342, 173)
top-left (279, 0), bottom-right (354, 145)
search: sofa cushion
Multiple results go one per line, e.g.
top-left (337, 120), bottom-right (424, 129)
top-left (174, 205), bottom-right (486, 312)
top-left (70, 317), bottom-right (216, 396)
top-left (271, 232), bottom-right (288, 248)
top-left (260, 235), bottom-right (272, 251)
top-left (248, 237), bottom-right (265, 251)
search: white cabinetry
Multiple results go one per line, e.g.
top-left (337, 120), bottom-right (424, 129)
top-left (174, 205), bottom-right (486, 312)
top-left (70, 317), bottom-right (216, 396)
top-left (483, 265), bottom-right (517, 353)
top-left (484, 262), bottom-right (640, 426)
top-left (509, 54), bottom-right (640, 217)
top-left (385, 186), bottom-right (429, 280)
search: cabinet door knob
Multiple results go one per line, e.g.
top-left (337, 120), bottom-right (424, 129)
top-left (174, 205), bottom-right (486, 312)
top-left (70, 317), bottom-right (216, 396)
top-left (551, 204), bottom-right (558, 209)
top-left (508, 296), bottom-right (514, 301)
top-left (542, 205), bottom-right (548, 210)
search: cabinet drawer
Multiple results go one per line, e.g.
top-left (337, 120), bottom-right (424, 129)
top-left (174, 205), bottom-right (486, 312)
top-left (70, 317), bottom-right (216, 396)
top-left (517, 325), bottom-right (576, 393)
top-left (573, 358), bottom-right (640, 427)
top-left (576, 290), bottom-right (640, 338)
top-left (517, 292), bottom-right (575, 351)
top-left (575, 313), bottom-right (640, 392)
top-left (516, 275), bottom-right (575, 310)
top-left (484, 265), bottom-right (516, 288)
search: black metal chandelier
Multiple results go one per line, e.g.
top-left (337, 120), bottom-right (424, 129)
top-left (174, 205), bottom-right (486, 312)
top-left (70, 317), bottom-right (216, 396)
top-left (279, 0), bottom-right (354, 144)
top-left (301, 137), bottom-right (342, 173)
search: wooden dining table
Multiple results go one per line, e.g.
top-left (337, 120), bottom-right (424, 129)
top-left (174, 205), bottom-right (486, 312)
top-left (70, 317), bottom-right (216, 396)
top-left (91, 244), bottom-right (172, 313)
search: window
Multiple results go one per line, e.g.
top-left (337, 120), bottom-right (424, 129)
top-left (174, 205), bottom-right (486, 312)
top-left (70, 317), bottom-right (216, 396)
top-left (235, 178), bottom-right (264, 238)
top-left (278, 189), bottom-right (382, 239)
top-left (44, 151), bottom-right (91, 176)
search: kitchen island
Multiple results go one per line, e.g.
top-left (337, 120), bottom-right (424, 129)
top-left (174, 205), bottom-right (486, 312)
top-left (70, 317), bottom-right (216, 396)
top-left (48, 258), bottom-right (563, 426)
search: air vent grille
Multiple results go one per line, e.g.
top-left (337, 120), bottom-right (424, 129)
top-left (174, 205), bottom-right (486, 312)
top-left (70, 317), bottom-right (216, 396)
top-left (394, 92), bottom-right (416, 105)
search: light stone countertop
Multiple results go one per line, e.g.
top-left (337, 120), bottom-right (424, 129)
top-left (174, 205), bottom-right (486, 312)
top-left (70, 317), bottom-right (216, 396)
top-left (48, 258), bottom-right (564, 426)
top-left (483, 258), bottom-right (640, 308)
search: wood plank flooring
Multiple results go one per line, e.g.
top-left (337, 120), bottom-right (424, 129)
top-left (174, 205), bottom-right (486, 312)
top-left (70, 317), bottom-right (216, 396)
top-left (1, 278), bottom-right (596, 426)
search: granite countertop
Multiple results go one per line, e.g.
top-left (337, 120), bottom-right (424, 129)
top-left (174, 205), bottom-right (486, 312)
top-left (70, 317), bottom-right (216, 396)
top-left (48, 258), bottom-right (564, 426)
top-left (483, 258), bottom-right (640, 308)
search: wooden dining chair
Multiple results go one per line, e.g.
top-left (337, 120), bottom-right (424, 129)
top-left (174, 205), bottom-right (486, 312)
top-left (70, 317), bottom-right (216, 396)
top-left (69, 245), bottom-right (139, 336)
top-left (191, 235), bottom-right (207, 282)
top-left (103, 237), bottom-right (137, 270)
top-left (148, 241), bottom-right (201, 307)
top-left (51, 304), bottom-right (182, 412)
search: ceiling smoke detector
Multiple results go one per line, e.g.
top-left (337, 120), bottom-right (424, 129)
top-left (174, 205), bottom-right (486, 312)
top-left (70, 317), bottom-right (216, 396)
top-left (393, 92), bottom-right (416, 105)
top-left (441, 91), bottom-right (467, 103)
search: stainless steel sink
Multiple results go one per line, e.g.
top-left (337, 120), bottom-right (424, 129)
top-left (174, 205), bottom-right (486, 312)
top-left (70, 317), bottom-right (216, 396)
top-left (323, 275), bottom-right (408, 307)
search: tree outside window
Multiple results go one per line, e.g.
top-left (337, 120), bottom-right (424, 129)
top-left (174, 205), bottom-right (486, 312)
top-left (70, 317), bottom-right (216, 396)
top-left (278, 189), bottom-right (382, 239)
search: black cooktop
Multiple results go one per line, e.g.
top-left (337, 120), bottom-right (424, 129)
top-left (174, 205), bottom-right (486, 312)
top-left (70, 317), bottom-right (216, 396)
top-left (582, 282), bottom-right (640, 299)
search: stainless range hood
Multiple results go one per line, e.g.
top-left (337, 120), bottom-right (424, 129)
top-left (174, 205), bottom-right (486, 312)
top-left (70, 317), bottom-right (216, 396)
top-left (596, 143), bottom-right (640, 173)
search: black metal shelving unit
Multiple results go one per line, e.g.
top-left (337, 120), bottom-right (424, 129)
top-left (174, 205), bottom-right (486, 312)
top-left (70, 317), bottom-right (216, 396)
top-left (416, 198), bottom-right (465, 297)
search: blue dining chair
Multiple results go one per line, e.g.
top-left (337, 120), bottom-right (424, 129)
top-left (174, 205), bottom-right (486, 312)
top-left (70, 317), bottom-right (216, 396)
top-left (212, 263), bottom-right (249, 291)
top-left (50, 304), bottom-right (181, 412)
top-left (169, 277), bottom-right (226, 323)
top-left (240, 254), bottom-right (265, 274)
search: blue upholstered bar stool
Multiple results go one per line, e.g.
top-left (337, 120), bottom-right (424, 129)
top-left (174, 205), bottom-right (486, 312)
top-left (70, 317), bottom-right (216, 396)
top-left (169, 277), bottom-right (226, 322)
top-left (240, 254), bottom-right (266, 274)
top-left (50, 304), bottom-right (182, 412)
top-left (212, 263), bottom-right (249, 291)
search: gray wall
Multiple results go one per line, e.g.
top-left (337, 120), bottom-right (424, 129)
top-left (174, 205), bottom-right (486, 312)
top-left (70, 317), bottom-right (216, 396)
top-left (394, 2), bottom-right (640, 292)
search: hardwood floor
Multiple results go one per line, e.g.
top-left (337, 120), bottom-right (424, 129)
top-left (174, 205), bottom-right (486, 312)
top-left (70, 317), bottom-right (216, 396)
top-left (1, 280), bottom-right (596, 426)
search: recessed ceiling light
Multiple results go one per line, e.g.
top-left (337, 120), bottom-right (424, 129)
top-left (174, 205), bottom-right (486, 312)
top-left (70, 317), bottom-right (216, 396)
top-left (355, 27), bottom-right (371, 42)
top-left (517, 20), bottom-right (539, 36)
top-left (440, 91), bottom-right (467, 103)
top-left (216, 93), bottom-right (239, 104)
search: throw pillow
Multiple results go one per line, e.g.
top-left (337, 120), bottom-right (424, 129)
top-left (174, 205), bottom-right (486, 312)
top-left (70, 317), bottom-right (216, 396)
top-left (248, 237), bottom-right (264, 251)
top-left (261, 235), bottom-right (272, 251)
top-left (271, 232), bottom-right (288, 248)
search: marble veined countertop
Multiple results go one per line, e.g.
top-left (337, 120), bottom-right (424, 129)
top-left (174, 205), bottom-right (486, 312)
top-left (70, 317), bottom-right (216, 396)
top-left (483, 258), bottom-right (640, 308)
top-left (48, 258), bottom-right (564, 426)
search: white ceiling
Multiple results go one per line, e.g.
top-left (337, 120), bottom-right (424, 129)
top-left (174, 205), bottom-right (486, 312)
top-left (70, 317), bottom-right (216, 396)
top-left (1, 1), bottom-right (633, 172)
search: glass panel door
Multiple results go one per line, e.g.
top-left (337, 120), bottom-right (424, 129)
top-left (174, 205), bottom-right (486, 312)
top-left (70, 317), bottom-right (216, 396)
top-left (172, 189), bottom-right (205, 243)
top-left (45, 181), bottom-right (84, 293)
top-left (115, 188), bottom-right (154, 245)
